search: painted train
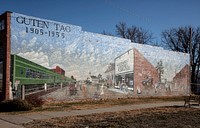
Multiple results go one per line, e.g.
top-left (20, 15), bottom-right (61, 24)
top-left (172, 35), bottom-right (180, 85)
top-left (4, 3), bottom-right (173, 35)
top-left (10, 54), bottom-right (74, 97)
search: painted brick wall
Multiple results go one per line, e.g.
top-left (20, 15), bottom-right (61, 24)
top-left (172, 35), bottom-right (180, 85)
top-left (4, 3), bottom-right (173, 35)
top-left (51, 66), bottom-right (65, 76)
top-left (133, 48), bottom-right (159, 94)
top-left (173, 65), bottom-right (190, 94)
top-left (133, 47), bottom-right (190, 96)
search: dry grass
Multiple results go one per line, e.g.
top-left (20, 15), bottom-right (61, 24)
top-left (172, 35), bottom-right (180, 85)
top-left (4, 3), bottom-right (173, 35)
top-left (24, 106), bottom-right (200, 128)
top-left (37, 96), bottom-right (183, 112)
top-left (23, 96), bottom-right (199, 128)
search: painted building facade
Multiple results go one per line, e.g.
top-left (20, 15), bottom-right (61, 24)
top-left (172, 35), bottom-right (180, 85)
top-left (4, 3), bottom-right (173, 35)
top-left (0, 11), bottom-right (190, 101)
top-left (51, 66), bottom-right (65, 76)
top-left (115, 48), bottom-right (190, 96)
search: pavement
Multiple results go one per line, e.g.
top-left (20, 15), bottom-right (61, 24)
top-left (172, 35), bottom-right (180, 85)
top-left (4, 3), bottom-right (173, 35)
top-left (0, 101), bottom-right (192, 128)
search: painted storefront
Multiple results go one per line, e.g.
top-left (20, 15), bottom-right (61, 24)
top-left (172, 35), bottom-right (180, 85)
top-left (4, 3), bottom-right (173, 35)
top-left (115, 49), bottom-right (134, 90)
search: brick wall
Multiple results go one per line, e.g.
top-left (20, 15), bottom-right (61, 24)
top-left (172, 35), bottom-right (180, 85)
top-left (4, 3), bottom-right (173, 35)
top-left (173, 64), bottom-right (190, 94)
top-left (51, 66), bottom-right (65, 75)
top-left (0, 12), bottom-right (11, 101)
top-left (133, 48), bottom-right (159, 94)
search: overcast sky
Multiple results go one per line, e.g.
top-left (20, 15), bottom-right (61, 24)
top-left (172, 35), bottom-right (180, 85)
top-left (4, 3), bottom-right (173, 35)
top-left (0, 0), bottom-right (199, 43)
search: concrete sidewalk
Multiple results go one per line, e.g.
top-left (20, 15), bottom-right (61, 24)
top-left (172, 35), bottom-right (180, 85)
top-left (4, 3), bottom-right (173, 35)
top-left (0, 101), bottom-right (186, 128)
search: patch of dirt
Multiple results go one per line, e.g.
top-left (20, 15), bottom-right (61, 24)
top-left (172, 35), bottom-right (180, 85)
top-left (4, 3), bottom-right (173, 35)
top-left (38, 96), bottom-right (183, 112)
top-left (24, 106), bottom-right (200, 128)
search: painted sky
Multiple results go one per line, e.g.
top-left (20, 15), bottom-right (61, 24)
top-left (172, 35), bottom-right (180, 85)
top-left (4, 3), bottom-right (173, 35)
top-left (10, 12), bottom-right (189, 81)
top-left (0, 0), bottom-right (199, 43)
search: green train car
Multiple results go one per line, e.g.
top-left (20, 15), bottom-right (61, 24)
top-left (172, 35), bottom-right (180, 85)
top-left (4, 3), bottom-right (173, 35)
top-left (10, 54), bottom-right (73, 96)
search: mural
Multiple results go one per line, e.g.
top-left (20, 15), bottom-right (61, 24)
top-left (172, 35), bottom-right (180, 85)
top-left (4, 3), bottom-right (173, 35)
top-left (9, 12), bottom-right (190, 100)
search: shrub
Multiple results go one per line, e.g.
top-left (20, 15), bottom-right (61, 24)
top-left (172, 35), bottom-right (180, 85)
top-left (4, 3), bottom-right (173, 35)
top-left (0, 99), bottom-right (32, 112)
top-left (25, 94), bottom-right (44, 107)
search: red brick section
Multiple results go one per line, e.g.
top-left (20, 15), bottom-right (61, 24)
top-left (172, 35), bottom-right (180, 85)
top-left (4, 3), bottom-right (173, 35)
top-left (0, 12), bottom-right (11, 101)
top-left (133, 48), bottom-right (159, 94)
top-left (173, 64), bottom-right (190, 90)
top-left (51, 66), bottom-right (65, 75)
top-left (5, 12), bottom-right (11, 100)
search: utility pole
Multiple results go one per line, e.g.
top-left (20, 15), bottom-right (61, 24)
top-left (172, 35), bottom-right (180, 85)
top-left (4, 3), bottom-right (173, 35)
top-left (189, 27), bottom-right (193, 93)
top-left (189, 27), bottom-right (193, 67)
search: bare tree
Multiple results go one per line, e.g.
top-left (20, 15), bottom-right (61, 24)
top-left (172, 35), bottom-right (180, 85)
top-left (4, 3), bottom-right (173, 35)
top-left (102, 30), bottom-right (113, 36)
top-left (115, 22), bottom-right (153, 44)
top-left (115, 22), bottom-right (127, 38)
top-left (161, 26), bottom-right (200, 85)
